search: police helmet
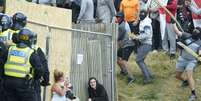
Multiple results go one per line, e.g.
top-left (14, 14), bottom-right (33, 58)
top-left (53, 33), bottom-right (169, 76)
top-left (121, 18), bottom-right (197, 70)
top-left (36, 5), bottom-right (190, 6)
top-left (12, 12), bottom-right (27, 30)
top-left (18, 28), bottom-right (34, 46)
top-left (12, 32), bottom-right (19, 44)
top-left (0, 14), bottom-right (12, 31)
top-left (139, 10), bottom-right (148, 20)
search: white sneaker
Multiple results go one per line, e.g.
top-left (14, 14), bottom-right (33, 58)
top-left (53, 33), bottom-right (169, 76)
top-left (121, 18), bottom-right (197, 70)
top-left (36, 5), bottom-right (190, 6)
top-left (152, 50), bottom-right (158, 53)
top-left (189, 94), bottom-right (197, 101)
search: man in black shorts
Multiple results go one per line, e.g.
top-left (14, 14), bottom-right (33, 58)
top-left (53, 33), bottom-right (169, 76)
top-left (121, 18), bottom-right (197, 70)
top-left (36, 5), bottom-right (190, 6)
top-left (116, 12), bottom-right (135, 84)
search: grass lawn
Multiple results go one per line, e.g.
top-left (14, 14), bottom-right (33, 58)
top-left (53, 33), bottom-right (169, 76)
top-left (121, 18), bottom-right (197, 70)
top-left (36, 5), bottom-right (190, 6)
top-left (117, 52), bottom-right (201, 101)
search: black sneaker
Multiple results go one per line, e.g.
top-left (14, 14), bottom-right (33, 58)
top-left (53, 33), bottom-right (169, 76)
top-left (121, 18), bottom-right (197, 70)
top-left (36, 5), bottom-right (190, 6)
top-left (150, 75), bottom-right (155, 79)
top-left (120, 70), bottom-right (128, 76)
top-left (128, 77), bottom-right (135, 85)
top-left (189, 94), bottom-right (197, 101)
top-left (170, 54), bottom-right (176, 59)
top-left (181, 80), bottom-right (189, 87)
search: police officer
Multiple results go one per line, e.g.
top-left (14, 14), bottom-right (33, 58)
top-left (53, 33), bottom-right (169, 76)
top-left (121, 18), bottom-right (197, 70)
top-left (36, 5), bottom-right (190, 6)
top-left (0, 14), bottom-right (12, 101)
top-left (31, 32), bottom-right (50, 101)
top-left (11, 12), bottom-right (27, 44)
top-left (0, 14), bottom-right (13, 46)
top-left (3, 28), bottom-right (44, 101)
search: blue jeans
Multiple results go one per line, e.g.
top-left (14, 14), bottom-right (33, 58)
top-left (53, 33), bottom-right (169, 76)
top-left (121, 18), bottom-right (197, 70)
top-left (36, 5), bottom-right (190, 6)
top-left (136, 44), bottom-right (152, 80)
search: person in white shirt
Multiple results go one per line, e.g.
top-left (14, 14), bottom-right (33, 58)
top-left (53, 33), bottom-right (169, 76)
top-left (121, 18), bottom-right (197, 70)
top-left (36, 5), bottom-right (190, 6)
top-left (131, 10), bottom-right (153, 84)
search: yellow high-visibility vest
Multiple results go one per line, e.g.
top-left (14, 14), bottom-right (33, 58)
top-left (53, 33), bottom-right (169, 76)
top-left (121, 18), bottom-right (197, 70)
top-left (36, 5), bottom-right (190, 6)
top-left (4, 45), bottom-right (34, 78)
top-left (0, 29), bottom-right (19, 46)
top-left (0, 29), bottom-right (13, 42)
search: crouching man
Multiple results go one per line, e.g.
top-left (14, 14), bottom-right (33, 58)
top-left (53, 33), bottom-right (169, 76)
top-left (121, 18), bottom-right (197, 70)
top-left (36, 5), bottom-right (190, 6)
top-left (174, 24), bottom-right (201, 101)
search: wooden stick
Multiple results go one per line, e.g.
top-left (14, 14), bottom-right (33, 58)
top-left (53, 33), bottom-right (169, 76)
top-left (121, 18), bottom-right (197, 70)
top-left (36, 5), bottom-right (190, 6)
top-left (177, 42), bottom-right (201, 61)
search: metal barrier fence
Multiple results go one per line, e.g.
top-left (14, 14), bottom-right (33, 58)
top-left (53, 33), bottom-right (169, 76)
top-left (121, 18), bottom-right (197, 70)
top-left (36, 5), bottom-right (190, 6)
top-left (27, 20), bottom-right (72, 101)
top-left (27, 21), bottom-right (118, 101)
top-left (6, 0), bottom-right (118, 100)
top-left (71, 23), bottom-right (118, 101)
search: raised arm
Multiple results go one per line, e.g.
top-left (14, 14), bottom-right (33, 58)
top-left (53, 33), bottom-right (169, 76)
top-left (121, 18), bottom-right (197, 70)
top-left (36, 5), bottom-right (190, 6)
top-left (173, 23), bottom-right (182, 37)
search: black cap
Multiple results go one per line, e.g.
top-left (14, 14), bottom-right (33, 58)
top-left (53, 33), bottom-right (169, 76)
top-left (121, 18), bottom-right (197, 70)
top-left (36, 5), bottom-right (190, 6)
top-left (116, 12), bottom-right (124, 18)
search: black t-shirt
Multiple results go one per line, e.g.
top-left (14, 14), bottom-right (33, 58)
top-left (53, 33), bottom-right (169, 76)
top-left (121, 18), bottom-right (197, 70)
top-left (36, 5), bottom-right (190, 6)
top-left (177, 32), bottom-right (192, 49)
top-left (180, 32), bottom-right (192, 41)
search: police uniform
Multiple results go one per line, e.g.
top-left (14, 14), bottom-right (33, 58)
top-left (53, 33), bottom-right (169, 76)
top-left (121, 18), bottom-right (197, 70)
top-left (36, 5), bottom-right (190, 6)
top-left (0, 29), bottom-right (14, 101)
top-left (33, 45), bottom-right (50, 101)
top-left (0, 41), bottom-right (7, 101)
top-left (0, 14), bottom-right (14, 101)
top-left (10, 30), bottom-right (20, 44)
top-left (0, 29), bottom-right (13, 45)
top-left (3, 44), bottom-right (43, 101)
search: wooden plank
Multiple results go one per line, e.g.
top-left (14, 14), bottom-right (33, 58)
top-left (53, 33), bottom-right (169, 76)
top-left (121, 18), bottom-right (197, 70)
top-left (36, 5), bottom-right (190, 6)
top-left (177, 42), bottom-right (201, 61)
top-left (6, 0), bottom-right (71, 28)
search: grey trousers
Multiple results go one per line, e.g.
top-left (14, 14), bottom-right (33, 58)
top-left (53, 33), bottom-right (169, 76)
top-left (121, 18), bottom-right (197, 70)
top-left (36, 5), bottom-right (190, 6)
top-left (136, 44), bottom-right (152, 80)
top-left (162, 23), bottom-right (176, 54)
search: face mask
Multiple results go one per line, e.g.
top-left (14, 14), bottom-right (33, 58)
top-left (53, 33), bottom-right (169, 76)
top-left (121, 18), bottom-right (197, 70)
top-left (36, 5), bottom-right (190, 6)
top-left (12, 22), bottom-right (23, 30)
top-left (1, 17), bottom-right (10, 31)
top-left (139, 12), bottom-right (147, 20)
top-left (12, 33), bottom-right (19, 44)
top-left (116, 17), bottom-right (124, 24)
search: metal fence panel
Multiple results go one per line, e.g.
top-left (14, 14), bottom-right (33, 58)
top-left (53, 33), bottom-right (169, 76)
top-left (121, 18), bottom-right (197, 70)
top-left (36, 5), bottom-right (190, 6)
top-left (70, 23), bottom-right (117, 101)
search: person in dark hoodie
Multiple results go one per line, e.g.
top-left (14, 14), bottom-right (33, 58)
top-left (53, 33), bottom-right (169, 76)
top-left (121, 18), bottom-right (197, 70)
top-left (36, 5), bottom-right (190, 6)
top-left (11, 12), bottom-right (27, 45)
top-left (88, 77), bottom-right (109, 101)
